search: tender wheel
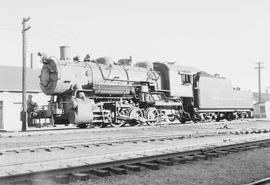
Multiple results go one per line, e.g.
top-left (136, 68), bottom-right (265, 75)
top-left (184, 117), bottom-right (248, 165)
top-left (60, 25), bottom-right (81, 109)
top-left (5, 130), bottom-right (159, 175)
top-left (110, 120), bottom-right (125, 127)
top-left (168, 115), bottom-right (176, 122)
top-left (191, 116), bottom-right (198, 123)
top-left (181, 119), bottom-right (186, 124)
top-left (225, 113), bottom-right (233, 121)
top-left (178, 111), bottom-right (190, 124)
top-left (145, 108), bottom-right (160, 126)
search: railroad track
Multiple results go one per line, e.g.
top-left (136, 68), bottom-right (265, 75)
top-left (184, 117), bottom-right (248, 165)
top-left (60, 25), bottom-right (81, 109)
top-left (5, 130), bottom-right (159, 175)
top-left (1, 128), bottom-right (269, 155)
top-left (1, 119), bottom-right (252, 139)
top-left (2, 135), bottom-right (270, 185)
top-left (246, 177), bottom-right (270, 185)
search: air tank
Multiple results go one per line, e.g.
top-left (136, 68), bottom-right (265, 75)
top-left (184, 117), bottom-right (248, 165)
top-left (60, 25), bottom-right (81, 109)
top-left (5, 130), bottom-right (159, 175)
top-left (96, 56), bottom-right (113, 65)
top-left (134, 61), bottom-right (153, 69)
top-left (60, 46), bottom-right (71, 60)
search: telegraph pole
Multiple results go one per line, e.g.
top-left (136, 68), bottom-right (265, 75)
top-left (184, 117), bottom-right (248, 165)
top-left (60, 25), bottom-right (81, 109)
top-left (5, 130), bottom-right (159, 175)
top-left (254, 62), bottom-right (264, 104)
top-left (21, 17), bottom-right (31, 131)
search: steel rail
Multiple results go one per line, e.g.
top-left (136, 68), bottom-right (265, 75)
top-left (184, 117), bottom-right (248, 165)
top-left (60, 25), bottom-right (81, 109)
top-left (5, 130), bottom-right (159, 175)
top-left (245, 177), bottom-right (270, 185)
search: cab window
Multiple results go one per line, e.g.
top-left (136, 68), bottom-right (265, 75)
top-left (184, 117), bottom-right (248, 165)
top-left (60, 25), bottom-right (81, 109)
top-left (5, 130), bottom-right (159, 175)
top-left (181, 74), bottom-right (191, 84)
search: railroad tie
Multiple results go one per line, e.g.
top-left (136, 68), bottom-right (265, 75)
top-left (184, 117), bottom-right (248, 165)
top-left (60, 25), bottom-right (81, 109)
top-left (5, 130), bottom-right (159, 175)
top-left (260, 142), bottom-right (270, 147)
top-left (5, 150), bottom-right (19, 154)
top-left (245, 145), bottom-right (259, 150)
top-left (194, 154), bottom-right (208, 160)
top-left (205, 152), bottom-right (219, 158)
top-left (215, 150), bottom-right (229, 155)
top-left (139, 162), bottom-right (160, 170)
top-left (87, 169), bottom-right (110, 177)
top-left (168, 157), bottom-right (186, 164)
top-left (154, 159), bottom-right (173, 166)
top-left (253, 145), bottom-right (261, 148)
top-left (71, 173), bottom-right (90, 181)
top-left (28, 178), bottom-right (50, 185)
top-left (235, 147), bottom-right (247, 151)
top-left (260, 143), bottom-right (270, 147)
top-left (105, 143), bottom-right (113, 146)
top-left (229, 148), bottom-right (239, 152)
top-left (121, 164), bottom-right (141, 172)
top-left (44, 148), bottom-right (51, 152)
top-left (50, 147), bottom-right (65, 151)
top-left (106, 167), bottom-right (127, 175)
top-left (256, 130), bottom-right (262, 134)
top-left (54, 174), bottom-right (70, 184)
top-left (183, 155), bottom-right (197, 161)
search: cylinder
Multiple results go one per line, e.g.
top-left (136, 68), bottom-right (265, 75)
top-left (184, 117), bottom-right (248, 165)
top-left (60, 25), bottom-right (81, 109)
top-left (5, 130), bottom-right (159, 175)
top-left (60, 46), bottom-right (70, 60)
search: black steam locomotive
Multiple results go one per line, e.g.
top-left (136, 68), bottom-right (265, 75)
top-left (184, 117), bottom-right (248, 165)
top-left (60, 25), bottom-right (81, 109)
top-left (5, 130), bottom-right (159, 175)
top-left (39, 46), bottom-right (253, 128)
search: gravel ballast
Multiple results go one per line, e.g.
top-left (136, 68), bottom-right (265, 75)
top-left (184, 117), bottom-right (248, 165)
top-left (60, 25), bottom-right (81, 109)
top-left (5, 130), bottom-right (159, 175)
top-left (63, 146), bottom-right (270, 185)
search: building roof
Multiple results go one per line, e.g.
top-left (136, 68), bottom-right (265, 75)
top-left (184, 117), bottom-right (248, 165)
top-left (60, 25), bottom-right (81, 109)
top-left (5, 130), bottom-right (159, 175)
top-left (0, 65), bottom-right (41, 92)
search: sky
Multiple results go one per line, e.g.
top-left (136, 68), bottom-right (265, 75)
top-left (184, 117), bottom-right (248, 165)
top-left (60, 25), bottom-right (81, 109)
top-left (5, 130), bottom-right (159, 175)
top-left (0, 0), bottom-right (269, 92)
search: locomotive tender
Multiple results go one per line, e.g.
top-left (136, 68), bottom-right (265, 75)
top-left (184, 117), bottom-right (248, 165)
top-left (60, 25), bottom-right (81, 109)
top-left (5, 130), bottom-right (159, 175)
top-left (39, 46), bottom-right (253, 128)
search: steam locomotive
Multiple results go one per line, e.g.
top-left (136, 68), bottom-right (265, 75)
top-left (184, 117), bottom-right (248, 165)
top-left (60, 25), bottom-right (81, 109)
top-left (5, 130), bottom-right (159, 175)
top-left (39, 46), bottom-right (253, 128)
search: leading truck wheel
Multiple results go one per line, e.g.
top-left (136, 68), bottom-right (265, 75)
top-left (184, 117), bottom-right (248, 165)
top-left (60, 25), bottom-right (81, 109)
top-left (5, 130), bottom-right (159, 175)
top-left (110, 120), bottom-right (125, 127)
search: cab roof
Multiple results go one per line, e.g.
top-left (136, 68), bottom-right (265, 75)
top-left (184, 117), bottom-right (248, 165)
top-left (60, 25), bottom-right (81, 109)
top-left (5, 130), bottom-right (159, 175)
top-left (154, 62), bottom-right (200, 75)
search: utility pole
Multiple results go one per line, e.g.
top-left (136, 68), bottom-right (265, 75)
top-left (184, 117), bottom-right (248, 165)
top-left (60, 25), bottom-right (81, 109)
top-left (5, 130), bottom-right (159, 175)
top-left (254, 62), bottom-right (264, 104)
top-left (266, 87), bottom-right (270, 94)
top-left (21, 17), bottom-right (31, 131)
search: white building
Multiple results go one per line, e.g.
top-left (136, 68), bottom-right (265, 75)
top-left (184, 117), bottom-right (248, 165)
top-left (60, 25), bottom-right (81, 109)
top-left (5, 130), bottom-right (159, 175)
top-left (0, 66), bottom-right (49, 131)
top-left (253, 101), bottom-right (270, 119)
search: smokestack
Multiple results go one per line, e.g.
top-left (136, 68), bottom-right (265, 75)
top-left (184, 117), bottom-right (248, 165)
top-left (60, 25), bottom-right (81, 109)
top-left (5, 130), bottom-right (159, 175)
top-left (60, 46), bottom-right (70, 60)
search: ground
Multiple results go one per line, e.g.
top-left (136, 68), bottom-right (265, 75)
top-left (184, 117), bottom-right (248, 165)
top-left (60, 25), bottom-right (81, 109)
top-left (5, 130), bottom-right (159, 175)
top-left (64, 146), bottom-right (270, 185)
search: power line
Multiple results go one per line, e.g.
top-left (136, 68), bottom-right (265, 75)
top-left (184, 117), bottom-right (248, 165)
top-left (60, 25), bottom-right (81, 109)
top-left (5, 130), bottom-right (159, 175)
top-left (254, 62), bottom-right (264, 103)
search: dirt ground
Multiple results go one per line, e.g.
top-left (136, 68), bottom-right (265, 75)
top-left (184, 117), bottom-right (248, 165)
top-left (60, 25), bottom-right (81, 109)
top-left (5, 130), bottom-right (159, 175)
top-left (62, 146), bottom-right (270, 185)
